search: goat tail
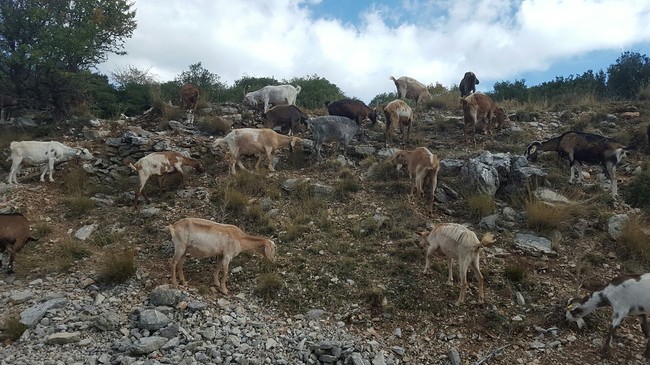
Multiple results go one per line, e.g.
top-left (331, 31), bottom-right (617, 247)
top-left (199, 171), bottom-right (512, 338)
top-left (389, 75), bottom-right (396, 82)
top-left (128, 162), bottom-right (137, 172)
top-left (295, 85), bottom-right (302, 94)
top-left (480, 232), bottom-right (496, 246)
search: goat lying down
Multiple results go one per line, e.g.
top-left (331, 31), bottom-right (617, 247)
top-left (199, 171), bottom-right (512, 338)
top-left (417, 223), bottom-right (495, 304)
top-left (525, 131), bottom-right (628, 196)
top-left (566, 273), bottom-right (650, 358)
top-left (168, 218), bottom-right (276, 295)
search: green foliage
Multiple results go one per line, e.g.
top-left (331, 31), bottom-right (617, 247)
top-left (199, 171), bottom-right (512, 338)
top-left (175, 62), bottom-right (226, 102)
top-left (217, 76), bottom-right (280, 103)
top-left (618, 215), bottom-right (650, 263)
top-left (503, 265), bottom-right (526, 283)
top-left (0, 0), bottom-right (136, 118)
top-left (607, 51), bottom-right (650, 100)
top-left (287, 74), bottom-right (346, 109)
top-left (624, 170), bottom-right (650, 212)
top-left (490, 79), bottom-right (528, 103)
top-left (369, 92), bottom-right (397, 106)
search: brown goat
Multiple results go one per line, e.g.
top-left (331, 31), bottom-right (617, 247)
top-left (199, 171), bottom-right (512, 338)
top-left (384, 99), bottom-right (414, 146)
top-left (128, 151), bottom-right (204, 207)
top-left (180, 84), bottom-right (200, 114)
top-left (0, 213), bottom-right (37, 274)
top-left (460, 93), bottom-right (502, 144)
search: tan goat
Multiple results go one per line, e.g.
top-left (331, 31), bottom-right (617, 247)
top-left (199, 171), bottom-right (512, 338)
top-left (417, 223), bottom-right (495, 304)
top-left (212, 128), bottom-right (301, 174)
top-left (392, 147), bottom-right (440, 208)
top-left (128, 151), bottom-right (204, 207)
top-left (168, 218), bottom-right (276, 294)
top-left (384, 99), bottom-right (414, 146)
top-left (460, 93), bottom-right (506, 144)
top-left (389, 76), bottom-right (432, 104)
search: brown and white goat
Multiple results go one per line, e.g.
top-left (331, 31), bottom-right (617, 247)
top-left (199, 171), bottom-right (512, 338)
top-left (168, 218), bottom-right (276, 294)
top-left (392, 147), bottom-right (440, 208)
top-left (525, 131), bottom-right (627, 197)
top-left (384, 99), bottom-right (414, 146)
top-left (566, 273), bottom-right (650, 358)
top-left (212, 128), bottom-right (300, 174)
top-left (0, 213), bottom-right (37, 274)
top-left (417, 223), bottom-right (495, 304)
top-left (389, 76), bottom-right (432, 104)
top-left (180, 83), bottom-right (200, 115)
top-left (128, 151), bottom-right (204, 207)
top-left (460, 93), bottom-right (502, 144)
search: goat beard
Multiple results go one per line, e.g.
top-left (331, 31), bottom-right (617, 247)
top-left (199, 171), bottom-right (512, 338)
top-left (575, 318), bottom-right (586, 329)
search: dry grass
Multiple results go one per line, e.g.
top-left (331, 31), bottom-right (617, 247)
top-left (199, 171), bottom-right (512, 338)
top-left (63, 196), bottom-right (96, 218)
top-left (524, 200), bottom-right (571, 231)
top-left (1, 313), bottom-right (27, 342)
top-left (97, 246), bottom-right (137, 285)
top-left (618, 215), bottom-right (650, 263)
top-left (465, 194), bottom-right (496, 219)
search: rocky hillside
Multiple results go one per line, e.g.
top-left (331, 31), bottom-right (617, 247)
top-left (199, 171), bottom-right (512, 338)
top-left (1, 101), bottom-right (649, 365)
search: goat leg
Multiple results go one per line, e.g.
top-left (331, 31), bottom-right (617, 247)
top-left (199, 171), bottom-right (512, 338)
top-left (641, 315), bottom-right (650, 358)
top-left (601, 324), bottom-right (618, 357)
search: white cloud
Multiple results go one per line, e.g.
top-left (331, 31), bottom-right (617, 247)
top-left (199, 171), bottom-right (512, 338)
top-left (97, 0), bottom-right (650, 102)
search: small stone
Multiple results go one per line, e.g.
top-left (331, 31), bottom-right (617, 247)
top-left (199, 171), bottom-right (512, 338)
top-left (516, 292), bottom-right (526, 306)
top-left (46, 332), bottom-right (81, 345)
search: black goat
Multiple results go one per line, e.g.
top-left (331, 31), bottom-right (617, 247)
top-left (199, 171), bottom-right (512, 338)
top-left (525, 131), bottom-right (628, 196)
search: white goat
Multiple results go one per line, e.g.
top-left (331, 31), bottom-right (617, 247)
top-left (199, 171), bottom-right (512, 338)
top-left (168, 218), bottom-right (276, 295)
top-left (212, 128), bottom-right (300, 174)
top-left (244, 84), bottom-right (302, 113)
top-left (566, 273), bottom-right (650, 358)
top-left (128, 151), bottom-right (204, 207)
top-left (392, 147), bottom-right (440, 209)
top-left (417, 223), bottom-right (495, 304)
top-left (7, 141), bottom-right (93, 184)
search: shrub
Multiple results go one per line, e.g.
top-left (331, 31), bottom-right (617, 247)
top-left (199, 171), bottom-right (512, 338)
top-left (56, 241), bottom-right (92, 271)
top-left (97, 246), bottom-right (137, 285)
top-left (32, 223), bottom-right (52, 240)
top-left (63, 196), bottom-right (96, 218)
top-left (504, 265), bottom-right (526, 283)
top-left (466, 194), bottom-right (495, 219)
top-left (624, 170), bottom-right (650, 212)
top-left (61, 167), bottom-right (92, 195)
top-left (255, 273), bottom-right (283, 299)
top-left (618, 215), bottom-right (650, 263)
top-left (196, 116), bottom-right (232, 135)
top-left (525, 200), bottom-right (570, 231)
top-left (1, 313), bottom-right (27, 342)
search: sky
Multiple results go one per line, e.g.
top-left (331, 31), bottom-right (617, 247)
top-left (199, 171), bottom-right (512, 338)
top-left (96, 0), bottom-right (650, 104)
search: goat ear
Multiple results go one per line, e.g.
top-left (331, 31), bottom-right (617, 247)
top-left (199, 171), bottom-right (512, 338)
top-left (75, 149), bottom-right (82, 156)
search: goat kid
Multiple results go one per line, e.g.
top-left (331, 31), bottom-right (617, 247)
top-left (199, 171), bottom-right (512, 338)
top-left (0, 213), bottom-right (37, 274)
top-left (566, 273), bottom-right (650, 358)
top-left (8, 141), bottom-right (93, 184)
top-left (212, 128), bottom-right (300, 174)
top-left (392, 147), bottom-right (440, 208)
top-left (417, 223), bottom-right (495, 304)
top-left (128, 151), bottom-right (204, 207)
top-left (168, 218), bottom-right (276, 295)
top-left (525, 131), bottom-right (627, 196)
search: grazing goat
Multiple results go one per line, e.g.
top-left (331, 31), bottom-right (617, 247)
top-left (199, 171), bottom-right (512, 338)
top-left (180, 84), bottom-right (200, 115)
top-left (212, 128), bottom-right (300, 174)
top-left (7, 141), bottom-right (93, 184)
top-left (459, 71), bottom-right (480, 97)
top-left (168, 218), bottom-right (276, 294)
top-left (460, 93), bottom-right (502, 144)
top-left (306, 116), bottom-right (365, 160)
top-left (566, 273), bottom-right (650, 358)
top-left (244, 84), bottom-right (302, 113)
top-left (417, 223), bottom-right (495, 304)
top-left (384, 99), bottom-right (414, 146)
top-left (389, 76), bottom-right (432, 104)
top-left (128, 151), bottom-right (204, 207)
top-left (0, 213), bottom-right (37, 274)
top-left (326, 99), bottom-right (378, 126)
top-left (392, 147), bottom-right (440, 208)
top-left (263, 105), bottom-right (309, 135)
top-left (524, 131), bottom-right (627, 197)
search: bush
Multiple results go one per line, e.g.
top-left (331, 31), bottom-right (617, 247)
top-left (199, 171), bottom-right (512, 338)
top-left (97, 247), bottom-right (137, 285)
top-left (618, 215), bottom-right (650, 263)
top-left (465, 194), bottom-right (495, 219)
top-left (1, 313), bottom-right (27, 342)
top-left (255, 273), bottom-right (283, 299)
top-left (504, 265), bottom-right (526, 283)
top-left (624, 170), bottom-right (650, 212)
top-left (525, 200), bottom-right (570, 231)
top-left (63, 196), bottom-right (96, 218)
top-left (196, 116), bottom-right (232, 135)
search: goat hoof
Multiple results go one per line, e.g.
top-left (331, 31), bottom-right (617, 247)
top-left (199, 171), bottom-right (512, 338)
top-left (219, 288), bottom-right (229, 295)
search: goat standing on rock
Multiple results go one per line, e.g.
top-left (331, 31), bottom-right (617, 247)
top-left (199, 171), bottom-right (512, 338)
top-left (566, 273), bottom-right (650, 358)
top-left (525, 131), bottom-right (628, 197)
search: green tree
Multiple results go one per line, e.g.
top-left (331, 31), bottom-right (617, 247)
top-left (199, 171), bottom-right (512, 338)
top-left (607, 51), bottom-right (650, 99)
top-left (490, 79), bottom-right (528, 102)
top-left (175, 62), bottom-right (226, 102)
top-left (0, 0), bottom-right (136, 119)
top-left (287, 74), bottom-right (345, 109)
top-left (369, 92), bottom-right (396, 106)
top-left (217, 76), bottom-right (280, 103)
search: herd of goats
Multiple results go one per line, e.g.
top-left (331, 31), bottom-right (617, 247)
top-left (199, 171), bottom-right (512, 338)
top-left (1, 71), bottom-right (649, 359)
